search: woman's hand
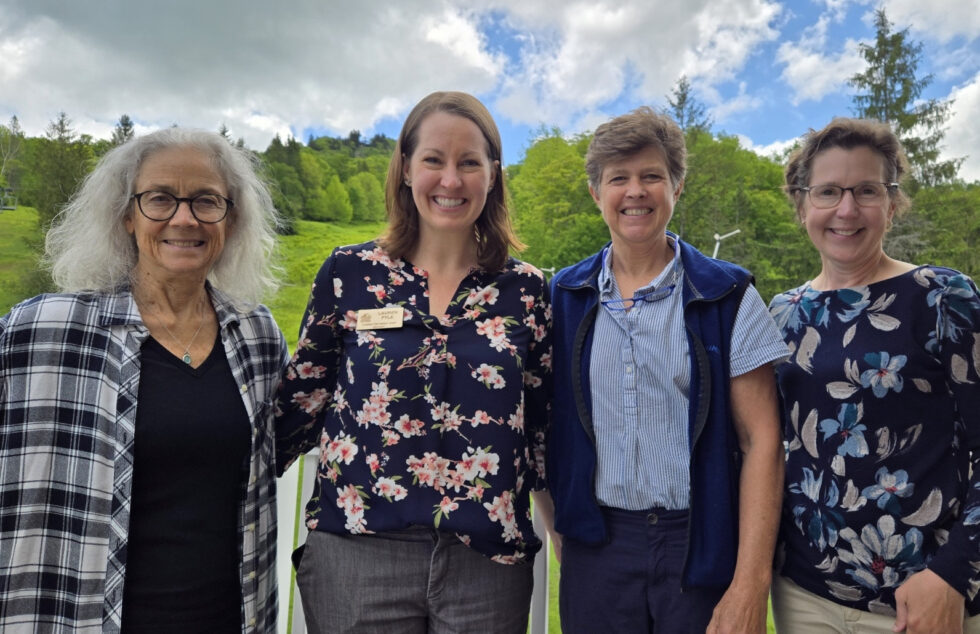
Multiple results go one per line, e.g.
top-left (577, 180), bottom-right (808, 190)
top-left (893, 568), bottom-right (965, 633)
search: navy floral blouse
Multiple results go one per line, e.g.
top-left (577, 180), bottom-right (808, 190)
top-left (275, 241), bottom-right (552, 564)
top-left (769, 266), bottom-right (980, 615)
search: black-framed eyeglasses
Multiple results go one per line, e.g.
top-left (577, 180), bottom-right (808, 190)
top-left (796, 182), bottom-right (898, 209)
top-left (601, 284), bottom-right (677, 312)
top-left (131, 191), bottom-right (233, 223)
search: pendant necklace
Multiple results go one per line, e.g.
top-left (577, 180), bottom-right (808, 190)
top-left (157, 300), bottom-right (206, 364)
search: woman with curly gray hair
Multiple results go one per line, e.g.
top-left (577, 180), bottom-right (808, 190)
top-left (0, 127), bottom-right (287, 632)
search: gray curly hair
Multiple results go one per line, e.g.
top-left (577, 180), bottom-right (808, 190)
top-left (44, 127), bottom-right (282, 310)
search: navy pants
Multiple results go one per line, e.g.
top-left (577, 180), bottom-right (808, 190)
top-left (559, 507), bottom-right (725, 633)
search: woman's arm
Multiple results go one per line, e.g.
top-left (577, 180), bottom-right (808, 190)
top-left (708, 363), bottom-right (784, 634)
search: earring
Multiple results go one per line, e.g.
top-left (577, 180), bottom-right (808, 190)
top-left (404, 178), bottom-right (412, 187)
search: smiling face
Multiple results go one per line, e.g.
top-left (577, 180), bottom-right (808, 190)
top-left (125, 145), bottom-right (229, 285)
top-left (402, 111), bottom-right (497, 241)
top-left (803, 145), bottom-right (895, 273)
top-left (591, 145), bottom-right (682, 253)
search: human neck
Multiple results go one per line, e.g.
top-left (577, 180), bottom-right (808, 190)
top-left (610, 236), bottom-right (674, 283)
top-left (131, 269), bottom-right (209, 318)
top-left (812, 251), bottom-right (899, 290)
top-left (410, 230), bottom-right (479, 274)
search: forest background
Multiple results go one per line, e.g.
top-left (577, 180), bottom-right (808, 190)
top-left (1, 9), bottom-right (978, 322)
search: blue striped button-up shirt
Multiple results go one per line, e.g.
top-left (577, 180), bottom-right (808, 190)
top-left (591, 243), bottom-right (787, 511)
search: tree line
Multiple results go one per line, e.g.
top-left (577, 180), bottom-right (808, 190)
top-left (1, 8), bottom-right (977, 303)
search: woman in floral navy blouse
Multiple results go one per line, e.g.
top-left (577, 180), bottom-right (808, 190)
top-left (275, 91), bottom-right (552, 633)
top-left (769, 117), bottom-right (980, 633)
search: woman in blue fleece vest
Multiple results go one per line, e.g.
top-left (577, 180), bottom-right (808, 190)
top-left (538, 106), bottom-right (788, 633)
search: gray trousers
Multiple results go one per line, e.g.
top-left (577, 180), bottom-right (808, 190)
top-left (295, 527), bottom-right (534, 633)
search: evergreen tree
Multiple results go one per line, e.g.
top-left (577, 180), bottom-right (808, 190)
top-left (30, 112), bottom-right (94, 227)
top-left (110, 114), bottom-right (135, 146)
top-left (665, 75), bottom-right (712, 132)
top-left (849, 8), bottom-right (962, 187)
top-left (0, 116), bottom-right (24, 186)
top-left (218, 123), bottom-right (232, 142)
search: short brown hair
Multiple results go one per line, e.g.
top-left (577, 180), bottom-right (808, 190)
top-left (585, 106), bottom-right (686, 193)
top-left (378, 91), bottom-right (522, 271)
top-left (785, 117), bottom-right (910, 220)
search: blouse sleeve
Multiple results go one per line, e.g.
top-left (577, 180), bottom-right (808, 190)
top-left (274, 250), bottom-right (343, 476)
top-left (924, 272), bottom-right (980, 599)
top-left (522, 274), bottom-right (553, 491)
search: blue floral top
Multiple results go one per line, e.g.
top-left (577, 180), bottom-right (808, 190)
top-left (769, 266), bottom-right (980, 615)
top-left (275, 241), bottom-right (552, 564)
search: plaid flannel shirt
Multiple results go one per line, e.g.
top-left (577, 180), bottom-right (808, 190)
top-left (0, 284), bottom-right (288, 633)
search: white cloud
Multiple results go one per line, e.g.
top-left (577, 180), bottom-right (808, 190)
top-left (776, 15), bottom-right (865, 104)
top-left (879, 0), bottom-right (980, 44)
top-left (944, 72), bottom-right (980, 183)
top-left (738, 133), bottom-right (798, 161)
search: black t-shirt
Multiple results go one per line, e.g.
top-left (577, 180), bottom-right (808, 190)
top-left (121, 334), bottom-right (251, 633)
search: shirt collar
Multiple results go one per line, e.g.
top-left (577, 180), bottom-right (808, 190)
top-left (598, 237), bottom-right (683, 300)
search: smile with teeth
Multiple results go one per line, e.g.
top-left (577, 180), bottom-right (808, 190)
top-left (434, 196), bottom-right (465, 207)
top-left (164, 239), bottom-right (205, 247)
top-left (621, 208), bottom-right (652, 216)
top-left (829, 228), bottom-right (860, 236)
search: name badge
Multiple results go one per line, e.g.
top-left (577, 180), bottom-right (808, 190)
top-left (356, 306), bottom-right (404, 330)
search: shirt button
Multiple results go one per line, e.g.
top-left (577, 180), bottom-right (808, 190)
top-left (246, 523), bottom-right (255, 532)
top-left (647, 512), bottom-right (658, 525)
top-left (240, 384), bottom-right (248, 394)
top-left (248, 617), bottom-right (257, 626)
top-left (247, 571), bottom-right (256, 580)
top-left (625, 365), bottom-right (633, 373)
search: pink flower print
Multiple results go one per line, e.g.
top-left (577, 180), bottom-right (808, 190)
top-left (523, 370), bottom-right (542, 388)
top-left (389, 272), bottom-right (405, 286)
top-left (295, 335), bottom-right (313, 351)
top-left (521, 294), bottom-right (536, 311)
top-left (336, 484), bottom-right (369, 534)
top-left (306, 518), bottom-right (319, 530)
top-left (508, 406), bottom-right (525, 432)
top-left (471, 410), bottom-right (493, 427)
top-left (355, 400), bottom-right (391, 428)
top-left (285, 366), bottom-right (297, 381)
top-left (292, 388), bottom-right (329, 415)
top-left (365, 453), bottom-right (381, 475)
top-left (468, 485), bottom-right (485, 501)
top-left (394, 414), bottom-right (426, 437)
top-left (381, 429), bottom-right (400, 446)
top-left (469, 285), bottom-right (500, 307)
top-left (472, 363), bottom-right (506, 389)
top-left (296, 361), bottom-right (327, 380)
top-left (373, 477), bottom-right (408, 501)
top-left (476, 316), bottom-right (506, 339)
top-left (513, 262), bottom-right (539, 276)
top-left (333, 277), bottom-right (343, 297)
top-left (431, 401), bottom-right (451, 421)
top-left (330, 386), bottom-right (347, 413)
top-left (340, 310), bottom-right (358, 330)
top-left (325, 466), bottom-right (339, 484)
top-left (325, 432), bottom-right (359, 465)
top-left (484, 490), bottom-right (521, 542)
top-left (472, 447), bottom-right (500, 477)
top-left (540, 351), bottom-right (553, 370)
top-left (378, 363), bottom-right (391, 379)
top-left (440, 410), bottom-right (463, 433)
top-left (439, 496), bottom-right (459, 515)
top-left (366, 283), bottom-right (387, 301)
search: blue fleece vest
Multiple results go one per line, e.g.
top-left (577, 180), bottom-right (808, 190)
top-left (547, 235), bottom-right (751, 589)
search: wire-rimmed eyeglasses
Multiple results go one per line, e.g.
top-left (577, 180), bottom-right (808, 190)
top-left (796, 182), bottom-right (898, 209)
top-left (132, 190), bottom-right (233, 223)
top-left (601, 283), bottom-right (677, 312)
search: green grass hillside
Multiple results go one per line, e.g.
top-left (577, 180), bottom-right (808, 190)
top-left (0, 206), bottom-right (42, 316)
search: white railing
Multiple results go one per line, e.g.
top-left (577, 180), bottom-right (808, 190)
top-left (276, 453), bottom-right (552, 634)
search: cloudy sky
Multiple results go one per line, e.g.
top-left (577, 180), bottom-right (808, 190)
top-left (2, 0), bottom-right (978, 180)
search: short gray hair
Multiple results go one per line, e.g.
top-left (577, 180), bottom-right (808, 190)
top-left (44, 127), bottom-right (282, 310)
